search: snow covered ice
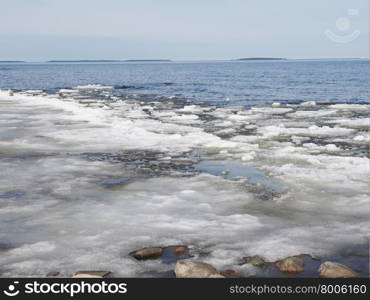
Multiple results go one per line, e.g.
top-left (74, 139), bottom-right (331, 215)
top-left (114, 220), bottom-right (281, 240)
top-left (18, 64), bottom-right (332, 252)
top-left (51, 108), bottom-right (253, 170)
top-left (0, 89), bottom-right (369, 277)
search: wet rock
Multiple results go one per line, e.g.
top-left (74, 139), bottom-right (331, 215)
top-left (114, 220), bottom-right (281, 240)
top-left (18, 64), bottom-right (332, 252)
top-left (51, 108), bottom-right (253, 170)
top-left (131, 247), bottom-right (163, 260)
top-left (275, 256), bottom-right (304, 274)
top-left (208, 273), bottom-right (225, 278)
top-left (73, 271), bottom-right (111, 278)
top-left (46, 271), bottom-right (60, 277)
top-left (221, 269), bottom-right (237, 277)
top-left (160, 246), bottom-right (191, 264)
top-left (318, 262), bottom-right (358, 278)
top-left (173, 246), bottom-right (186, 256)
top-left (174, 261), bottom-right (222, 278)
top-left (114, 85), bottom-right (136, 89)
top-left (248, 255), bottom-right (265, 267)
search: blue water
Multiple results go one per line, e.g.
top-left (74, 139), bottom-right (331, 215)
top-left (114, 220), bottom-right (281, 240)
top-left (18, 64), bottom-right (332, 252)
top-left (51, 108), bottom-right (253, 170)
top-left (0, 59), bottom-right (368, 106)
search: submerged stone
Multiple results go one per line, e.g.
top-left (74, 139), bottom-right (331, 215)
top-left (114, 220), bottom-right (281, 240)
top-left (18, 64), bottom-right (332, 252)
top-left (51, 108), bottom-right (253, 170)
top-left (275, 256), bottom-right (304, 274)
top-left (248, 255), bottom-right (265, 267)
top-left (221, 269), bottom-right (237, 277)
top-left (46, 271), bottom-right (60, 277)
top-left (173, 246), bottom-right (186, 256)
top-left (131, 247), bottom-right (163, 260)
top-left (160, 245), bottom-right (191, 264)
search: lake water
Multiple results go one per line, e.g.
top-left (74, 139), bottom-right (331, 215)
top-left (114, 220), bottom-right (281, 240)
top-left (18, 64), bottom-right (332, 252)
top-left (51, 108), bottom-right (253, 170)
top-left (0, 59), bottom-right (368, 106)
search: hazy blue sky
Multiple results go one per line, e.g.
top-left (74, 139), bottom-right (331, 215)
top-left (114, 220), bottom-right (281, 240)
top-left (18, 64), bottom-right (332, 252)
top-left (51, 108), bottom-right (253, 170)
top-left (0, 0), bottom-right (368, 60)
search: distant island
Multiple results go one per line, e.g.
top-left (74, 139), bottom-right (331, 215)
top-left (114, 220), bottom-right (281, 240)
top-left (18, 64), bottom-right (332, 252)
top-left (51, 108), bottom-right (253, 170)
top-left (0, 60), bottom-right (25, 63)
top-left (47, 59), bottom-right (172, 63)
top-left (47, 60), bottom-right (121, 63)
top-left (236, 57), bottom-right (286, 61)
top-left (124, 59), bottom-right (172, 62)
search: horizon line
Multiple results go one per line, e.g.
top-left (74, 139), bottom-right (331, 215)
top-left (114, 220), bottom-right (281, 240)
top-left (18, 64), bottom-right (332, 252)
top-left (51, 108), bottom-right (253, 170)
top-left (0, 57), bottom-right (369, 63)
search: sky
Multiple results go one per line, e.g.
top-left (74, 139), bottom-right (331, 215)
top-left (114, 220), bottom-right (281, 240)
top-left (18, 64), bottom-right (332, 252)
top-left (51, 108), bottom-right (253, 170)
top-left (0, 0), bottom-right (368, 60)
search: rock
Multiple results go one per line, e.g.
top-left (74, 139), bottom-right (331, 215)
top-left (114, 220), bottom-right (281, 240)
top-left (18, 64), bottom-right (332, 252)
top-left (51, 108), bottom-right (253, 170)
top-left (73, 274), bottom-right (102, 278)
top-left (248, 255), bottom-right (265, 267)
top-left (73, 271), bottom-right (111, 278)
top-left (318, 262), bottom-right (358, 278)
top-left (275, 256), bottom-right (304, 273)
top-left (173, 246), bottom-right (186, 256)
top-left (174, 261), bottom-right (221, 278)
top-left (131, 247), bottom-right (163, 260)
top-left (221, 269), bottom-right (237, 277)
top-left (208, 273), bottom-right (225, 278)
top-left (46, 271), bottom-right (60, 277)
top-left (160, 246), bottom-right (191, 264)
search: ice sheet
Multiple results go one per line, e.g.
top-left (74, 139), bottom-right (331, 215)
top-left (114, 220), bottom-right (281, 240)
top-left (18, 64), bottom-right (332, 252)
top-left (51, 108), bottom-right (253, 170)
top-left (0, 89), bottom-right (369, 277)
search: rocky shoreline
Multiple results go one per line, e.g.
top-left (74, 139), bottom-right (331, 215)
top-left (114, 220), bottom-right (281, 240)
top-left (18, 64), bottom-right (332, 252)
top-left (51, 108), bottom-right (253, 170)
top-left (44, 245), bottom-right (363, 278)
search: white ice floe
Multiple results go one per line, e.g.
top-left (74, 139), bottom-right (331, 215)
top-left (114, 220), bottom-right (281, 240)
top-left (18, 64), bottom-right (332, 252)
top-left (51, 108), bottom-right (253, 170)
top-left (251, 106), bottom-right (293, 114)
top-left (353, 134), bottom-right (370, 142)
top-left (327, 118), bottom-right (370, 129)
top-left (287, 109), bottom-right (338, 118)
top-left (58, 89), bottom-right (79, 94)
top-left (302, 143), bottom-right (340, 152)
top-left (75, 84), bottom-right (113, 90)
top-left (258, 124), bottom-right (355, 138)
top-left (177, 105), bottom-right (212, 114)
top-left (300, 100), bottom-right (316, 107)
top-left (329, 103), bottom-right (370, 111)
top-left (241, 152), bottom-right (256, 161)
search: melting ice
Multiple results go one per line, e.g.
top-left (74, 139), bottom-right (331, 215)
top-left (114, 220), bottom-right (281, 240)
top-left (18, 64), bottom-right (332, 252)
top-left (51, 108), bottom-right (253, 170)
top-left (0, 89), bottom-right (369, 277)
